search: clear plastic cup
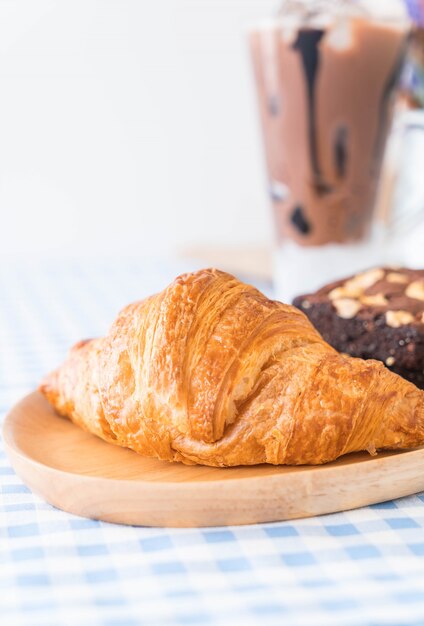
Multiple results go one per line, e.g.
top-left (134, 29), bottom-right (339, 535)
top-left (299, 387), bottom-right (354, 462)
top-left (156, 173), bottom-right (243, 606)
top-left (249, 0), bottom-right (410, 300)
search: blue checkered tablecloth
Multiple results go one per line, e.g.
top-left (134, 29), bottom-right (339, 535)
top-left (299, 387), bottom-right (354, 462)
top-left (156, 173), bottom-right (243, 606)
top-left (2, 258), bottom-right (424, 626)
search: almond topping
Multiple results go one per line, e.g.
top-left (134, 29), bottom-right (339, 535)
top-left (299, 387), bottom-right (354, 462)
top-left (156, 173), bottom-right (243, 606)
top-left (344, 268), bottom-right (385, 292)
top-left (405, 280), bottom-right (424, 302)
top-left (360, 293), bottom-right (388, 307)
top-left (386, 310), bottom-right (414, 328)
top-left (329, 286), bottom-right (356, 300)
top-left (329, 268), bottom-right (384, 300)
top-left (387, 272), bottom-right (408, 284)
top-left (333, 298), bottom-right (361, 319)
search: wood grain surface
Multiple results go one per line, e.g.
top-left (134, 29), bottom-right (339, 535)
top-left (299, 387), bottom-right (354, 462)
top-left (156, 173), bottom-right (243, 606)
top-left (4, 391), bottom-right (424, 527)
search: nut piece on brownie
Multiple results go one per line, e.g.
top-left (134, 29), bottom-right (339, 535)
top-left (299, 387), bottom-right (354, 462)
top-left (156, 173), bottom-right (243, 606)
top-left (293, 267), bottom-right (424, 389)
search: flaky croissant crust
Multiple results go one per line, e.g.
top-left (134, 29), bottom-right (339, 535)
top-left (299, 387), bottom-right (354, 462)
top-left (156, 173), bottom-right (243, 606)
top-left (40, 269), bottom-right (424, 467)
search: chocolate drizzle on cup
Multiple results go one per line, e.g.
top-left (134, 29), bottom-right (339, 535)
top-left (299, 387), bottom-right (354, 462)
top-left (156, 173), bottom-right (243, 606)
top-left (292, 29), bottom-right (329, 194)
top-left (334, 126), bottom-right (348, 178)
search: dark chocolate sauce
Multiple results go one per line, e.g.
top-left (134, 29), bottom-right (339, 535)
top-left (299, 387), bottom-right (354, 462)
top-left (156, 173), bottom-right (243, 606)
top-left (293, 29), bottom-right (330, 194)
top-left (290, 205), bottom-right (311, 234)
top-left (313, 178), bottom-right (334, 195)
top-left (334, 125), bottom-right (348, 178)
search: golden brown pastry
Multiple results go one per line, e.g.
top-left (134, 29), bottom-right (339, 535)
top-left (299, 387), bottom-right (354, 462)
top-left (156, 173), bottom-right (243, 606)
top-left (40, 269), bottom-right (424, 467)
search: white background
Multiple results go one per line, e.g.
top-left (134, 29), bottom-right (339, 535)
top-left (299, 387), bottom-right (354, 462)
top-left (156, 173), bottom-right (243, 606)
top-left (0, 0), bottom-right (277, 258)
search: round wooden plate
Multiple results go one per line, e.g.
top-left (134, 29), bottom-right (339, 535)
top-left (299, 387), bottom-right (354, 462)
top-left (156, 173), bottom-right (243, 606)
top-left (4, 391), bottom-right (424, 527)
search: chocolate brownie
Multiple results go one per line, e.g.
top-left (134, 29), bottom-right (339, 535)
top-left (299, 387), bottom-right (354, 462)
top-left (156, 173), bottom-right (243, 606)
top-left (293, 267), bottom-right (424, 389)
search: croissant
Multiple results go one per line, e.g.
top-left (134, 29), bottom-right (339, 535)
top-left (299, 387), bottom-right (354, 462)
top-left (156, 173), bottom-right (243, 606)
top-left (40, 269), bottom-right (424, 467)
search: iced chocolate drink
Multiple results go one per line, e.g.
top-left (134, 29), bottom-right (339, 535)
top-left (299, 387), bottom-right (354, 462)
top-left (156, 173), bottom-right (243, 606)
top-left (249, 0), bottom-right (410, 246)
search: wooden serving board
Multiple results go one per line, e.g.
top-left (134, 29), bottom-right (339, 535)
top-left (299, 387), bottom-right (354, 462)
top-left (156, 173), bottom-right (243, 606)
top-left (4, 391), bottom-right (424, 528)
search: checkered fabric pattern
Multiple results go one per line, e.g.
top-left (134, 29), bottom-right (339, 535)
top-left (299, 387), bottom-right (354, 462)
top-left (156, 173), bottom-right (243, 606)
top-left (2, 258), bottom-right (424, 626)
